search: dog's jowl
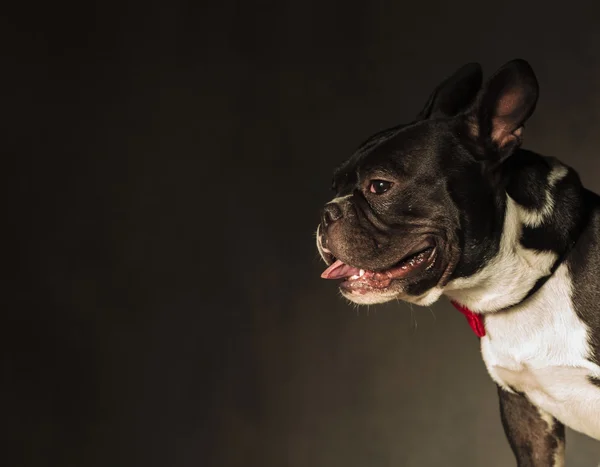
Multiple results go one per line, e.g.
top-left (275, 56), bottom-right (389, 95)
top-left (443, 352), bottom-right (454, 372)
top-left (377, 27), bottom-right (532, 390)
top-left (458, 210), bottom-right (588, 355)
top-left (317, 60), bottom-right (600, 465)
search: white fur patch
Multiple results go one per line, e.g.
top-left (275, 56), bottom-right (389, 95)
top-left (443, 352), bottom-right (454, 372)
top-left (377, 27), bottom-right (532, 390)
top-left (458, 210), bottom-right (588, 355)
top-left (444, 195), bottom-right (557, 312)
top-left (538, 408), bottom-right (565, 467)
top-left (343, 289), bottom-right (399, 305)
top-left (481, 263), bottom-right (600, 440)
top-left (315, 224), bottom-right (328, 261)
top-left (327, 193), bottom-right (353, 205)
top-left (444, 163), bottom-right (569, 312)
top-left (403, 286), bottom-right (444, 306)
top-left (518, 164), bottom-right (568, 228)
top-left (346, 285), bottom-right (444, 307)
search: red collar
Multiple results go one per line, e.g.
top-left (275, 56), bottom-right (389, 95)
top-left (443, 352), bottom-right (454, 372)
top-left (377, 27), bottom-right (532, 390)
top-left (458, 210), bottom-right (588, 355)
top-left (450, 301), bottom-right (486, 338)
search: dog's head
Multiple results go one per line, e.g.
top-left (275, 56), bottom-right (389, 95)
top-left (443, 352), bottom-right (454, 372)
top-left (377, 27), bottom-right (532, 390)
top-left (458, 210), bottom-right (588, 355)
top-left (317, 59), bottom-right (539, 306)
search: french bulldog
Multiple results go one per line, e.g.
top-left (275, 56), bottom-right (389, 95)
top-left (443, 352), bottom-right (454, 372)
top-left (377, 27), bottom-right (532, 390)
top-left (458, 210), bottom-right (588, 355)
top-left (316, 59), bottom-right (600, 466)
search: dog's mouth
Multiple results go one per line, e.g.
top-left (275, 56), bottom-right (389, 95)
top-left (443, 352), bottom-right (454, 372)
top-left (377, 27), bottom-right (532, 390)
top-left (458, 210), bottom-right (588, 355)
top-left (320, 243), bottom-right (437, 293)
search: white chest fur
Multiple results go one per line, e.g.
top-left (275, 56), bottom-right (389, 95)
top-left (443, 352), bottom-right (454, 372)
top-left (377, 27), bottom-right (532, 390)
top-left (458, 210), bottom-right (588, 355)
top-left (481, 263), bottom-right (600, 440)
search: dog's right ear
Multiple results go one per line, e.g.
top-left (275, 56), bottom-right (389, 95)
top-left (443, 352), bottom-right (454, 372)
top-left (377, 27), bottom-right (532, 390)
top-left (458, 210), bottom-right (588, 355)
top-left (416, 63), bottom-right (483, 120)
top-left (465, 59), bottom-right (539, 162)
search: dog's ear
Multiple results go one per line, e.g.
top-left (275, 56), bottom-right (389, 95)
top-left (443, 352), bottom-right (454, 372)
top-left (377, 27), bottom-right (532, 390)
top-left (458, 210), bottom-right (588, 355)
top-left (466, 59), bottom-right (539, 160)
top-left (416, 62), bottom-right (483, 120)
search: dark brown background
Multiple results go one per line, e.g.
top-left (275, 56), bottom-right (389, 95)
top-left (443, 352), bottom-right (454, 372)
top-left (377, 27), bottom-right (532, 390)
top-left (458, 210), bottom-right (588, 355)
top-left (4, 1), bottom-right (600, 466)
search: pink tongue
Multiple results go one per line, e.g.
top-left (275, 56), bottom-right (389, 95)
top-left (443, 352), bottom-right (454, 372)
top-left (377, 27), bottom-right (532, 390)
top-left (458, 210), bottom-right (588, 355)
top-left (321, 260), bottom-right (361, 279)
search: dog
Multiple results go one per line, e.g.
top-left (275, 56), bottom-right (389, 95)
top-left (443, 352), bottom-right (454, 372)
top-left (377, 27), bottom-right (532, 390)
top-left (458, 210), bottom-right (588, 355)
top-left (316, 59), bottom-right (600, 466)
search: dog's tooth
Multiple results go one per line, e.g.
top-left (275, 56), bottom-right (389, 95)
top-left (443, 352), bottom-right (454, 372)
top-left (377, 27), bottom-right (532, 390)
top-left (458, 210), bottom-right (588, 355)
top-left (359, 269), bottom-right (365, 277)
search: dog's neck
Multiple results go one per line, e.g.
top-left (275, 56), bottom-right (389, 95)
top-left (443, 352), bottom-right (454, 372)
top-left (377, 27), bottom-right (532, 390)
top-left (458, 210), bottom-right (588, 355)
top-left (443, 150), bottom-right (586, 313)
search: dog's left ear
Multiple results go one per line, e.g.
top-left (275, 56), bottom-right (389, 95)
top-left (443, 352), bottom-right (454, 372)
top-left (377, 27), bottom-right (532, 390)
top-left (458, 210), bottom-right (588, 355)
top-left (416, 62), bottom-right (483, 120)
top-left (466, 59), bottom-right (539, 160)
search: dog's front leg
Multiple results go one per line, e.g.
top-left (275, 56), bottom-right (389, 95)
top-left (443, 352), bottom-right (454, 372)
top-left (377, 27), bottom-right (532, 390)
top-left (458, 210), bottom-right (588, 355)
top-left (498, 386), bottom-right (565, 466)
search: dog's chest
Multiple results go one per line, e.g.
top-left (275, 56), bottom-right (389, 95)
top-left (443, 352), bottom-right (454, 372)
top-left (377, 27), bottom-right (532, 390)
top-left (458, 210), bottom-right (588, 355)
top-left (479, 265), bottom-right (600, 440)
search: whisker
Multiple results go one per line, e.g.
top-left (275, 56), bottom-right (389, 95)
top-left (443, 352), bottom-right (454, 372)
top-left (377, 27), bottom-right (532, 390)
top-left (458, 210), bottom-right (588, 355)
top-left (427, 306), bottom-right (437, 323)
top-left (410, 303), bottom-right (418, 331)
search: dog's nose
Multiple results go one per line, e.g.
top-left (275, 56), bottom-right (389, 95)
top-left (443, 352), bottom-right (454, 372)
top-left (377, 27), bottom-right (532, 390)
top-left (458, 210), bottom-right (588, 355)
top-left (322, 203), bottom-right (343, 228)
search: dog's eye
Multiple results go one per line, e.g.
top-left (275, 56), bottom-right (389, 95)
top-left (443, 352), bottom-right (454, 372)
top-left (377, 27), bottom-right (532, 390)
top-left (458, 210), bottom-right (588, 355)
top-left (369, 180), bottom-right (392, 194)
